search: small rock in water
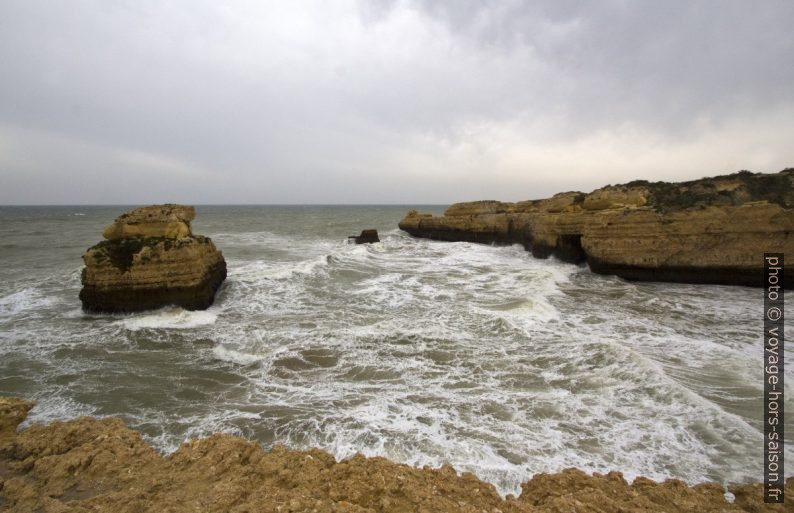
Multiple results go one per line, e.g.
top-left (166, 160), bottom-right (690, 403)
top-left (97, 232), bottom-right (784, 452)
top-left (348, 229), bottom-right (380, 244)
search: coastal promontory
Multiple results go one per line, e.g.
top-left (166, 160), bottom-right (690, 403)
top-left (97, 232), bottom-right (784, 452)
top-left (79, 204), bottom-right (227, 312)
top-left (0, 396), bottom-right (788, 512)
top-left (399, 169), bottom-right (794, 287)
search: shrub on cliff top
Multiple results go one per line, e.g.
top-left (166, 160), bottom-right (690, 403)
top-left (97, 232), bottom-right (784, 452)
top-left (627, 169), bottom-right (793, 212)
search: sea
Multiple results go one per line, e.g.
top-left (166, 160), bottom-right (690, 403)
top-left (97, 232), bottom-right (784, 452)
top-left (0, 205), bottom-right (790, 496)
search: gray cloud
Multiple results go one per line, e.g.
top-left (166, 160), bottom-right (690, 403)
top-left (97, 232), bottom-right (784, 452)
top-left (0, 0), bottom-right (792, 204)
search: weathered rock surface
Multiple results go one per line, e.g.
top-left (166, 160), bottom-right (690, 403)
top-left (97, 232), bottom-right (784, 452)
top-left (102, 204), bottom-right (195, 240)
top-left (0, 397), bottom-right (32, 447)
top-left (400, 169), bottom-right (794, 287)
top-left (79, 204), bottom-right (227, 312)
top-left (0, 397), bottom-right (788, 512)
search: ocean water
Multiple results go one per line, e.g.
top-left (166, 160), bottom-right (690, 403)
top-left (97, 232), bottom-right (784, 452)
top-left (0, 204), bottom-right (791, 496)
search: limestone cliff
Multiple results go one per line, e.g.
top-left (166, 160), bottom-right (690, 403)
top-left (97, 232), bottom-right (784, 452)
top-left (79, 204), bottom-right (227, 312)
top-left (399, 169), bottom-right (794, 287)
top-left (0, 396), bottom-right (788, 512)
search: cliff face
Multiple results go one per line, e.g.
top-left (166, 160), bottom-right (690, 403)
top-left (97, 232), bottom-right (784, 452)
top-left (399, 169), bottom-right (794, 287)
top-left (0, 396), bottom-right (788, 513)
top-left (79, 204), bottom-right (227, 312)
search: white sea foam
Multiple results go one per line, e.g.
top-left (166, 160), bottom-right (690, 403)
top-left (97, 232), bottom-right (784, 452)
top-left (212, 344), bottom-right (263, 366)
top-left (196, 235), bottom-right (791, 494)
top-left (118, 307), bottom-right (218, 330)
top-left (20, 393), bottom-right (97, 430)
top-left (0, 287), bottom-right (58, 317)
top-left (259, 255), bottom-right (330, 280)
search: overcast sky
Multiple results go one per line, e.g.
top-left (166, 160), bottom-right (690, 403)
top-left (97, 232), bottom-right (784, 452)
top-left (1, 0), bottom-right (793, 204)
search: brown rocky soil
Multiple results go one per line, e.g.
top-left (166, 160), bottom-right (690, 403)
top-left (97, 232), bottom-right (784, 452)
top-left (0, 397), bottom-right (789, 512)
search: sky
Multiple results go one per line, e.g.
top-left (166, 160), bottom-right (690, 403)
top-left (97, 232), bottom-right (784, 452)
top-left (0, 0), bottom-right (793, 205)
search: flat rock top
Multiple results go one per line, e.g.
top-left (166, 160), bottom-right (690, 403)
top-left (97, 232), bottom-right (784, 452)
top-left (102, 204), bottom-right (196, 240)
top-left (115, 204), bottom-right (196, 224)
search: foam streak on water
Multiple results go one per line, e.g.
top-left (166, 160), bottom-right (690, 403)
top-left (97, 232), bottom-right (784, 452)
top-left (0, 205), bottom-right (791, 496)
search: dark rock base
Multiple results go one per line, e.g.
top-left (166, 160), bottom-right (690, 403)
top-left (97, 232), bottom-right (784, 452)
top-left (402, 226), bottom-right (788, 288)
top-left (350, 229), bottom-right (381, 244)
top-left (79, 261), bottom-right (227, 313)
top-left (587, 259), bottom-right (790, 288)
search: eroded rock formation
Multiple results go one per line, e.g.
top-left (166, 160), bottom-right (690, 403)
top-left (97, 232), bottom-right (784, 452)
top-left (399, 169), bottom-right (794, 287)
top-left (0, 397), bottom-right (788, 512)
top-left (79, 204), bottom-right (227, 312)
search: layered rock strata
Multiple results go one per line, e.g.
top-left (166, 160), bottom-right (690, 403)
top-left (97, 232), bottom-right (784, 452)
top-left (399, 169), bottom-right (794, 287)
top-left (0, 396), bottom-right (788, 512)
top-left (79, 204), bottom-right (227, 312)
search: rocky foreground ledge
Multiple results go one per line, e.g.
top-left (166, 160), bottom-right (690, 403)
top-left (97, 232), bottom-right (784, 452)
top-left (400, 169), bottom-right (794, 287)
top-left (79, 204), bottom-right (227, 312)
top-left (0, 398), bottom-right (789, 512)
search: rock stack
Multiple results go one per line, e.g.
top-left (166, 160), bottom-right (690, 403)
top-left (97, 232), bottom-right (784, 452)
top-left (400, 169), bottom-right (794, 287)
top-left (349, 229), bottom-right (380, 244)
top-left (79, 204), bottom-right (227, 312)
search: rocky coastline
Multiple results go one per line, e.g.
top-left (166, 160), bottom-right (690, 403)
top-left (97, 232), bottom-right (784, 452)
top-left (0, 397), bottom-right (789, 512)
top-left (399, 169), bottom-right (794, 287)
top-left (79, 204), bottom-right (227, 312)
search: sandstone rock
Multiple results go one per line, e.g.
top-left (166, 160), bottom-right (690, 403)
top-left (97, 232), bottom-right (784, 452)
top-left (79, 205), bottom-right (226, 312)
top-left (102, 204), bottom-right (195, 240)
top-left (1, 396), bottom-right (788, 513)
top-left (444, 200), bottom-right (512, 216)
top-left (398, 209), bottom-right (434, 233)
top-left (582, 186), bottom-right (647, 210)
top-left (535, 191), bottom-right (587, 213)
top-left (399, 169), bottom-right (794, 287)
top-left (0, 397), bottom-right (32, 448)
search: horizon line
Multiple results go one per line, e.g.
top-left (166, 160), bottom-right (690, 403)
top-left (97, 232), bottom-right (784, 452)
top-left (0, 203), bottom-right (451, 207)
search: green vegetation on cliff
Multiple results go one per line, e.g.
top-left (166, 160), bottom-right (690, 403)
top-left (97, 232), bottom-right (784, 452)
top-left (625, 168), bottom-right (794, 212)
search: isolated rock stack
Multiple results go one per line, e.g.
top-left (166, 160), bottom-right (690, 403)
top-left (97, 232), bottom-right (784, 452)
top-left (79, 204), bottom-right (227, 312)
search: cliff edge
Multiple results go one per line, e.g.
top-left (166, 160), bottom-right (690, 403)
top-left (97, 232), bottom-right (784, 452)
top-left (79, 204), bottom-right (227, 312)
top-left (399, 169), bottom-right (794, 287)
top-left (0, 397), bottom-right (788, 512)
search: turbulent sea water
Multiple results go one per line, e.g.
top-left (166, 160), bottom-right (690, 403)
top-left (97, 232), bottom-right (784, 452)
top-left (0, 205), bottom-right (791, 495)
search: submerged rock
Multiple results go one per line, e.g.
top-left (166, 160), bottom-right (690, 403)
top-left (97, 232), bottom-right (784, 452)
top-left (349, 229), bottom-right (380, 244)
top-left (399, 169), bottom-right (794, 287)
top-left (0, 396), bottom-right (788, 513)
top-left (79, 204), bottom-right (227, 312)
